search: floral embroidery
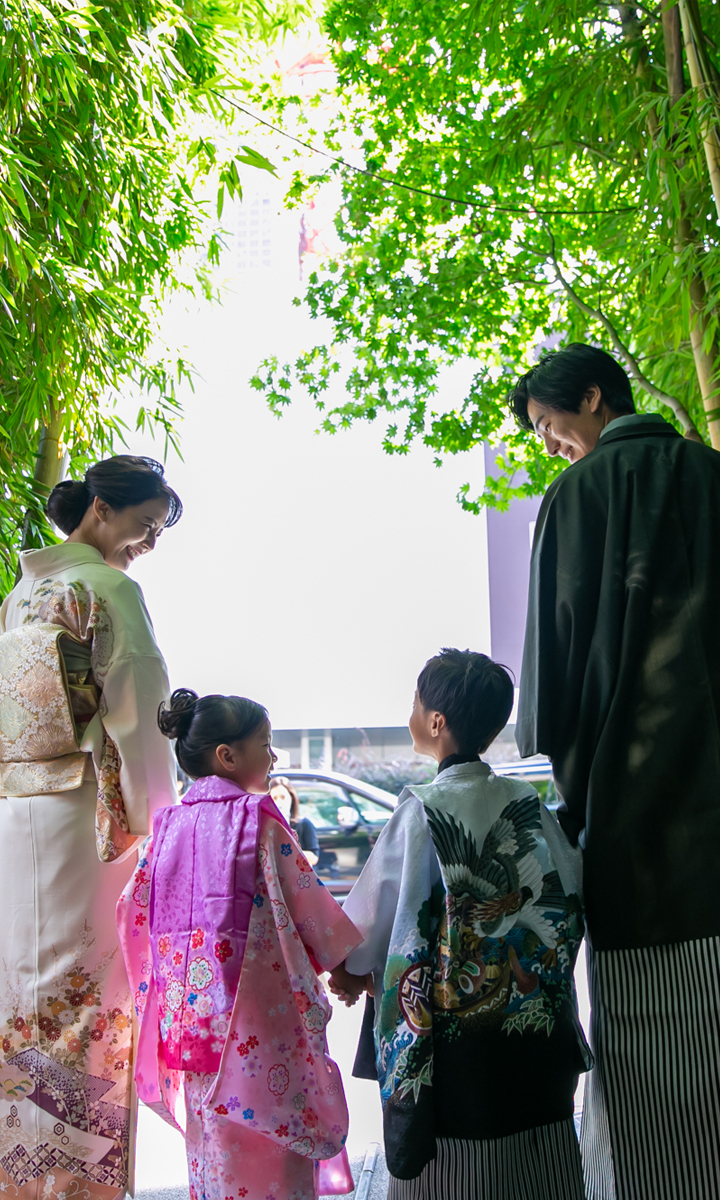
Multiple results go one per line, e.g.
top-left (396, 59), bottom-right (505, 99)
top-left (158, 936), bottom-right (171, 957)
top-left (280, 843), bottom-right (292, 857)
top-left (297, 873), bottom-right (311, 889)
top-left (187, 958), bottom-right (214, 990)
top-left (214, 939), bottom-right (233, 963)
top-left (191, 929), bottom-right (205, 949)
top-left (267, 1063), bottom-right (290, 1096)
top-left (270, 900), bottom-right (289, 930)
top-left (165, 980), bottom-right (184, 1012)
top-left (243, 1108), bottom-right (254, 1120)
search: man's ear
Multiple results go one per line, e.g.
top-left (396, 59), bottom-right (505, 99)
top-left (585, 384), bottom-right (603, 414)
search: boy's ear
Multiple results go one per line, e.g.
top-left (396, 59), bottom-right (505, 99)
top-left (430, 711), bottom-right (447, 739)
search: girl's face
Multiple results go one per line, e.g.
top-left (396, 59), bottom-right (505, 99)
top-left (215, 719), bottom-right (277, 793)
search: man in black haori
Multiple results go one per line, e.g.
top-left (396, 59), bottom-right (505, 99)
top-left (511, 343), bottom-right (720, 1200)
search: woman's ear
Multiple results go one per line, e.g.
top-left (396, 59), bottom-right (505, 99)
top-left (92, 496), bottom-right (112, 524)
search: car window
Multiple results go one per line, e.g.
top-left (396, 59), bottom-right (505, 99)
top-left (291, 782), bottom-right (350, 830)
top-left (347, 791), bottom-right (393, 824)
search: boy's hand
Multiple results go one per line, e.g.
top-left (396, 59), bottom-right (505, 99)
top-left (328, 962), bottom-right (367, 1007)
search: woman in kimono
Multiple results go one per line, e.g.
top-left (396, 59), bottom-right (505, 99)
top-left (0, 456), bottom-right (181, 1200)
top-left (117, 689), bottom-right (362, 1200)
top-left (331, 649), bottom-right (591, 1200)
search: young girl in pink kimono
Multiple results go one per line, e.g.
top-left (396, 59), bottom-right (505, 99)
top-left (116, 689), bottom-right (362, 1200)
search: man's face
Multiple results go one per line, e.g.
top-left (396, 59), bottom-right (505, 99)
top-left (526, 394), bottom-right (604, 463)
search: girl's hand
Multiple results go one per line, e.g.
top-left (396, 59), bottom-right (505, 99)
top-left (328, 962), bottom-right (367, 1006)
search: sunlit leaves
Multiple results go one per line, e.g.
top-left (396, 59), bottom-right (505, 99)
top-left (0, 0), bottom-right (299, 587)
top-left (258, 0), bottom-right (720, 505)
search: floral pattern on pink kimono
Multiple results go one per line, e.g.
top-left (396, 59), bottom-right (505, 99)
top-left (117, 801), bottom-right (362, 1200)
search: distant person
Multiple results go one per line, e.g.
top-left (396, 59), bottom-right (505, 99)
top-left (329, 649), bottom-right (590, 1200)
top-left (117, 689), bottom-right (361, 1200)
top-left (270, 775), bottom-right (320, 866)
top-left (511, 342), bottom-right (720, 1199)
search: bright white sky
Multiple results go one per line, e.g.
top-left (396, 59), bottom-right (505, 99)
top-left (119, 177), bottom-right (491, 730)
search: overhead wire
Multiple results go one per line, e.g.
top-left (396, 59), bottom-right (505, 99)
top-left (213, 92), bottom-right (639, 218)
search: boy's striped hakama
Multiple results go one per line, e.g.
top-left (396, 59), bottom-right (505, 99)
top-left (581, 937), bottom-right (720, 1200)
top-left (387, 1120), bottom-right (585, 1200)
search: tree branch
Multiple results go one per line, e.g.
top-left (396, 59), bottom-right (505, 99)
top-left (547, 241), bottom-right (703, 439)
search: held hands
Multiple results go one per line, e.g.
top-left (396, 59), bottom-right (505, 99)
top-left (327, 962), bottom-right (370, 1007)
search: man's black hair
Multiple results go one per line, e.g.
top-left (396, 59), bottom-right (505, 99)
top-left (417, 648), bottom-right (514, 755)
top-left (509, 343), bottom-right (636, 432)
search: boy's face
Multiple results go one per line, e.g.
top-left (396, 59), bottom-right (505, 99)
top-left (409, 689), bottom-right (453, 761)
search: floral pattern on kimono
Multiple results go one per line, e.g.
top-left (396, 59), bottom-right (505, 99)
top-left (118, 801), bottom-right (362, 1200)
top-left (0, 543), bottom-right (177, 1200)
top-left (4, 543), bottom-right (177, 846)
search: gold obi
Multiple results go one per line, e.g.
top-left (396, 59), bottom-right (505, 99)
top-left (0, 622), bottom-right (98, 797)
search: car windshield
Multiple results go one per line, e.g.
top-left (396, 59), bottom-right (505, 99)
top-left (347, 791), bottom-right (393, 824)
top-left (290, 782), bottom-right (350, 830)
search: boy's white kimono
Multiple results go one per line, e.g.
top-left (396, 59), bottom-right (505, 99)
top-left (343, 760), bottom-right (592, 1200)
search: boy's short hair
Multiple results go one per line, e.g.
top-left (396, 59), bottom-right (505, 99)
top-left (417, 648), bottom-right (514, 754)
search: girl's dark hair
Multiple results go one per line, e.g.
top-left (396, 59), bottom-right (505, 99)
top-left (509, 343), bottom-right (636, 432)
top-left (270, 776), bottom-right (300, 821)
top-left (158, 688), bottom-right (268, 778)
top-left (47, 455), bottom-right (182, 536)
top-left (417, 648), bottom-right (514, 755)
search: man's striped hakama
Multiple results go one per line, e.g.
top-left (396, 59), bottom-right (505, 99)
top-left (387, 1120), bottom-right (585, 1200)
top-left (581, 937), bottom-right (720, 1200)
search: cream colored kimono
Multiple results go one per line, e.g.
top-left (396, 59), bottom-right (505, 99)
top-left (0, 542), bottom-right (177, 1200)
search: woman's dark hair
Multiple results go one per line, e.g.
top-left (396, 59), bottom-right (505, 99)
top-left (417, 648), bottom-right (514, 755)
top-left (158, 688), bottom-right (268, 778)
top-left (270, 776), bottom-right (301, 821)
top-left (47, 455), bottom-right (182, 536)
top-left (509, 343), bottom-right (636, 432)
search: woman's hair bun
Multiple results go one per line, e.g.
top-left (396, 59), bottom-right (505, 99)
top-left (46, 479), bottom-right (91, 535)
top-left (158, 688), bottom-right (199, 741)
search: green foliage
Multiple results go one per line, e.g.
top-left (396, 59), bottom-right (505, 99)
top-left (0, 0), bottom-right (299, 587)
top-left (254, 0), bottom-right (720, 506)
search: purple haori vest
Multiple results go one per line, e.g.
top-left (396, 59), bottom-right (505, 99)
top-left (149, 776), bottom-right (278, 1072)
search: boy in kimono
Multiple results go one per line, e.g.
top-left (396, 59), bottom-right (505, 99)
top-left (330, 649), bottom-right (591, 1200)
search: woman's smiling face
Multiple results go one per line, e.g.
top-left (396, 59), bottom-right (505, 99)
top-left (94, 496), bottom-right (170, 571)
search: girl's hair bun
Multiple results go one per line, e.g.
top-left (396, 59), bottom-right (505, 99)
top-left (158, 688), bottom-right (199, 741)
top-left (46, 479), bottom-right (91, 535)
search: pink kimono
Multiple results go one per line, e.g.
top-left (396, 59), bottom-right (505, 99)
top-left (116, 776), bottom-right (362, 1200)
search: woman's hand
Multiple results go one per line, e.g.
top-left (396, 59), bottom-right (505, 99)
top-left (328, 962), bottom-right (367, 1006)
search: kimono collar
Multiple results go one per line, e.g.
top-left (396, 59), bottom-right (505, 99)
top-left (182, 775), bottom-right (263, 805)
top-left (437, 752), bottom-right (481, 775)
top-left (434, 759), bottom-right (492, 782)
top-left (19, 541), bottom-right (107, 579)
top-left (597, 413), bottom-right (679, 447)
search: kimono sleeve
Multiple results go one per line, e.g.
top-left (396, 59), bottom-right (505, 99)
top-left (208, 812), bottom-right (359, 1162)
top-left (267, 816), bottom-right (362, 971)
top-left (343, 795), bottom-right (441, 977)
top-left (516, 465), bottom-right (609, 844)
top-left (116, 838), bottom-right (183, 1129)
top-left (86, 576), bottom-right (176, 835)
top-left (92, 653), bottom-right (177, 834)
